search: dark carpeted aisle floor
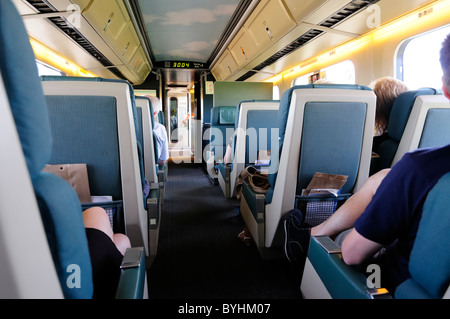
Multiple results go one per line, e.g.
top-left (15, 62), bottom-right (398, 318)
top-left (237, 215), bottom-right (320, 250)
top-left (147, 162), bottom-right (301, 299)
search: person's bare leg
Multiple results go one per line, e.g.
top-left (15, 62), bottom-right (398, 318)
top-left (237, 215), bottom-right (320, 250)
top-left (113, 233), bottom-right (131, 256)
top-left (311, 169), bottom-right (390, 238)
top-left (83, 207), bottom-right (131, 256)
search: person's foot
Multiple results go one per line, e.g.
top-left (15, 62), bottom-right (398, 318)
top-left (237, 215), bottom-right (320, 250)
top-left (238, 229), bottom-right (252, 246)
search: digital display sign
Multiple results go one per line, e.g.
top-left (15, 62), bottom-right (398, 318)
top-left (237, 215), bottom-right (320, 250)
top-left (155, 61), bottom-right (209, 70)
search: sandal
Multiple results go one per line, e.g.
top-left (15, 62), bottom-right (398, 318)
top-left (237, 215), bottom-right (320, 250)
top-left (238, 228), bottom-right (253, 246)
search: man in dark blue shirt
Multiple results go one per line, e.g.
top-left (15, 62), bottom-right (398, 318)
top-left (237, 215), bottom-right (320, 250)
top-left (347, 145), bottom-right (450, 291)
top-left (312, 33), bottom-right (450, 293)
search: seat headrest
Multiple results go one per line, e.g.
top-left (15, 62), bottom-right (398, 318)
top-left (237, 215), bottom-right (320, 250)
top-left (0, 0), bottom-right (52, 178)
top-left (210, 106), bottom-right (236, 125)
top-left (387, 88), bottom-right (438, 142)
top-left (136, 96), bottom-right (155, 129)
top-left (234, 100), bottom-right (256, 128)
top-left (277, 84), bottom-right (372, 146)
top-left (233, 100), bottom-right (278, 128)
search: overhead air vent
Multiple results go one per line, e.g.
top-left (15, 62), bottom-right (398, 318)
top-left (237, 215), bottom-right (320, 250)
top-left (237, 0), bottom-right (380, 81)
top-left (318, 0), bottom-right (379, 28)
top-left (24, 0), bottom-right (126, 80)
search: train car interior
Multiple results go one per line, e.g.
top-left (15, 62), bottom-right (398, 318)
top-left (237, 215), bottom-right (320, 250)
top-left (1, 0), bottom-right (450, 303)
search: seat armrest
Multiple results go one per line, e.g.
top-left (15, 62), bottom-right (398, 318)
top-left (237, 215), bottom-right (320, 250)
top-left (146, 188), bottom-right (160, 229)
top-left (302, 236), bottom-right (391, 299)
top-left (116, 247), bottom-right (146, 299)
top-left (242, 181), bottom-right (266, 222)
top-left (158, 163), bottom-right (167, 184)
top-left (217, 162), bottom-right (231, 179)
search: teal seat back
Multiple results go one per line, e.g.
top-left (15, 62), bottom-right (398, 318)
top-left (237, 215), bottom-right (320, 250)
top-left (136, 106), bottom-right (144, 163)
top-left (245, 109), bottom-right (279, 165)
top-left (0, 0), bottom-right (93, 298)
top-left (296, 101), bottom-right (367, 195)
top-left (267, 84), bottom-right (373, 202)
top-left (418, 108), bottom-right (450, 148)
top-left (231, 100), bottom-right (279, 165)
top-left (146, 96), bottom-right (162, 163)
top-left (45, 95), bottom-right (122, 200)
top-left (41, 76), bottom-right (146, 195)
top-left (210, 106), bottom-right (236, 161)
top-left (158, 111), bottom-right (165, 125)
top-left (371, 88), bottom-right (437, 174)
top-left (395, 172), bottom-right (450, 299)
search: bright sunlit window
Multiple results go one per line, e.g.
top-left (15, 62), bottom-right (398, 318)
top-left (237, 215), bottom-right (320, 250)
top-left (398, 25), bottom-right (450, 90)
top-left (293, 72), bottom-right (313, 86)
top-left (273, 85), bottom-right (280, 100)
top-left (322, 60), bottom-right (355, 84)
top-left (36, 60), bottom-right (64, 76)
top-left (292, 60), bottom-right (355, 86)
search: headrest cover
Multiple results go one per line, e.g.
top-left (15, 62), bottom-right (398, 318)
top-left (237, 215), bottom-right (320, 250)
top-left (0, 0), bottom-right (52, 177)
top-left (210, 106), bottom-right (235, 125)
top-left (219, 107), bottom-right (236, 124)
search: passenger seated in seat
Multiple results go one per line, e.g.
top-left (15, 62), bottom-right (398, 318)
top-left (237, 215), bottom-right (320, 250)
top-left (83, 207), bottom-right (131, 299)
top-left (147, 96), bottom-right (169, 166)
top-left (311, 34), bottom-right (450, 293)
top-left (224, 135), bottom-right (234, 165)
top-left (370, 77), bottom-right (409, 150)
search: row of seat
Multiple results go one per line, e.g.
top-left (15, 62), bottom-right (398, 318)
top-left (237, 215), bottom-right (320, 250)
top-left (41, 76), bottom-right (164, 261)
top-left (217, 100), bottom-right (280, 198)
top-left (370, 88), bottom-right (450, 174)
top-left (205, 81), bottom-right (273, 183)
top-left (0, 0), bottom-right (160, 298)
top-left (208, 83), bottom-right (450, 299)
top-left (301, 89), bottom-right (450, 299)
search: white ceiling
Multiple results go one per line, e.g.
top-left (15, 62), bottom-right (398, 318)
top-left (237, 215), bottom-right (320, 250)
top-left (137, 0), bottom-right (241, 63)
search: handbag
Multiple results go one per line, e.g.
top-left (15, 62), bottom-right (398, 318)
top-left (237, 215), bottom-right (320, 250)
top-left (235, 165), bottom-right (270, 199)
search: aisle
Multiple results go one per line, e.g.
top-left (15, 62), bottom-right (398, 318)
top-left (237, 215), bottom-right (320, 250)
top-left (147, 162), bottom-right (300, 299)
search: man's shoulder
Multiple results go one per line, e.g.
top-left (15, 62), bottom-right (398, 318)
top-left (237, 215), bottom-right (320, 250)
top-left (403, 144), bottom-right (450, 168)
top-left (153, 122), bottom-right (165, 133)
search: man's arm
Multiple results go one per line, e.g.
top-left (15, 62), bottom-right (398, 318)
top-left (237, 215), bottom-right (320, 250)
top-left (341, 229), bottom-right (383, 265)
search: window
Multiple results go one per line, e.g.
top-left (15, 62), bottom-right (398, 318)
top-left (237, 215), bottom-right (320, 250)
top-left (292, 60), bottom-right (355, 86)
top-left (321, 60), bottom-right (355, 84)
top-left (135, 89), bottom-right (157, 97)
top-left (293, 72), bottom-right (313, 86)
top-left (36, 60), bottom-right (64, 76)
top-left (273, 85), bottom-right (280, 100)
top-left (397, 25), bottom-right (450, 90)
